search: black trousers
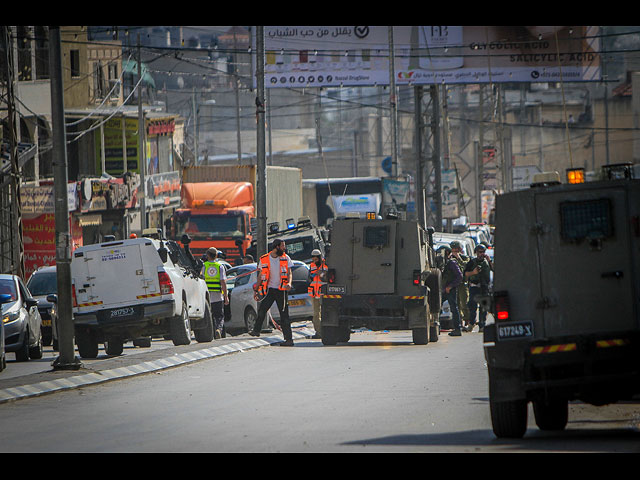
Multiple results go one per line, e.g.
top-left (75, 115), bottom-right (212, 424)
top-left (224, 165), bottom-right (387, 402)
top-left (254, 288), bottom-right (292, 341)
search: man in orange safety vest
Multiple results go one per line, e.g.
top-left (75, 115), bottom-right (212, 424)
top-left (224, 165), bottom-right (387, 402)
top-left (249, 238), bottom-right (295, 346)
top-left (308, 249), bottom-right (327, 339)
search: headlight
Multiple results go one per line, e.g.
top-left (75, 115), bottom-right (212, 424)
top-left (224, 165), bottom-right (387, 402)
top-left (49, 306), bottom-right (56, 317)
top-left (2, 312), bottom-right (20, 324)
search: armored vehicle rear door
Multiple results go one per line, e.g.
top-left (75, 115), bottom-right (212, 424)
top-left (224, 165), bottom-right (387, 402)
top-left (534, 186), bottom-right (634, 336)
top-left (351, 221), bottom-right (396, 295)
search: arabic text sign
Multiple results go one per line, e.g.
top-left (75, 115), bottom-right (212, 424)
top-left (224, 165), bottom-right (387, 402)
top-left (258, 26), bottom-right (600, 88)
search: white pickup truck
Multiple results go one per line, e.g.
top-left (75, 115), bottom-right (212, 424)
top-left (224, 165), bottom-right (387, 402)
top-left (71, 235), bottom-right (213, 357)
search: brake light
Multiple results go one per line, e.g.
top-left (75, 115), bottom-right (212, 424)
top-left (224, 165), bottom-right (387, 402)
top-left (327, 269), bottom-right (336, 284)
top-left (158, 270), bottom-right (174, 295)
top-left (71, 283), bottom-right (78, 308)
top-left (494, 291), bottom-right (510, 322)
top-left (413, 270), bottom-right (421, 286)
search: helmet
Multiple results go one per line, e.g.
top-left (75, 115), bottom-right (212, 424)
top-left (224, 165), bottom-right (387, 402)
top-left (475, 244), bottom-right (486, 252)
top-left (450, 240), bottom-right (462, 250)
top-left (311, 249), bottom-right (322, 257)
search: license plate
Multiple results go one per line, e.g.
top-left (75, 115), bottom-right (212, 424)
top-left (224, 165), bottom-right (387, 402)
top-left (109, 306), bottom-right (138, 319)
top-left (497, 320), bottom-right (533, 340)
top-left (326, 285), bottom-right (346, 295)
top-left (42, 319), bottom-right (51, 327)
top-left (289, 299), bottom-right (306, 307)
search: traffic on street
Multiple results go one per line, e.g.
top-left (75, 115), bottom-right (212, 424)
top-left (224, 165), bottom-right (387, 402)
top-left (1, 26), bottom-right (639, 453)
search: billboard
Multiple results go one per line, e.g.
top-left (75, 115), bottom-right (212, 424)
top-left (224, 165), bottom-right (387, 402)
top-left (256, 26), bottom-right (601, 88)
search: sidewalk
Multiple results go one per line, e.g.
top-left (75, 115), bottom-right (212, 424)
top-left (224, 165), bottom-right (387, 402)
top-left (0, 325), bottom-right (315, 404)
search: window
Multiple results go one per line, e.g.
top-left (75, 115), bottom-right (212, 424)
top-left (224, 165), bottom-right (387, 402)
top-left (363, 226), bottom-right (389, 248)
top-left (70, 49), bottom-right (80, 77)
top-left (560, 198), bottom-right (613, 242)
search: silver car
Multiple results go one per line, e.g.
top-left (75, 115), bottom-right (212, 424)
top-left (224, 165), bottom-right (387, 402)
top-left (0, 274), bottom-right (43, 361)
top-left (225, 261), bottom-right (313, 334)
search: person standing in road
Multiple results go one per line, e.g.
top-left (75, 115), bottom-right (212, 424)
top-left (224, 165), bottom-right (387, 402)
top-left (250, 239), bottom-right (295, 346)
top-left (464, 244), bottom-right (492, 332)
top-left (202, 247), bottom-right (229, 339)
top-left (308, 249), bottom-right (328, 339)
top-left (450, 241), bottom-right (471, 330)
top-left (440, 245), bottom-right (463, 337)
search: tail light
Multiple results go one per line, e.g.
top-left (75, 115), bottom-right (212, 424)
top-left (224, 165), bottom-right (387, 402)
top-left (327, 269), bottom-right (336, 284)
top-left (158, 270), bottom-right (174, 295)
top-left (71, 283), bottom-right (78, 308)
top-left (413, 270), bottom-right (421, 286)
top-left (494, 291), bottom-right (510, 321)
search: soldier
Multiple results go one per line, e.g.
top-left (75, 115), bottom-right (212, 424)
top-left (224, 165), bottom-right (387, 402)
top-left (464, 244), bottom-right (492, 332)
top-left (439, 245), bottom-right (463, 337)
top-left (308, 249), bottom-right (328, 339)
top-left (450, 241), bottom-right (471, 330)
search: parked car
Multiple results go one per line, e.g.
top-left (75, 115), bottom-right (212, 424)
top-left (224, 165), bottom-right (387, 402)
top-left (0, 293), bottom-right (11, 372)
top-left (0, 274), bottom-right (43, 361)
top-left (26, 265), bottom-right (59, 348)
top-left (225, 260), bottom-right (312, 334)
top-left (433, 232), bottom-right (475, 258)
top-left (71, 236), bottom-right (213, 358)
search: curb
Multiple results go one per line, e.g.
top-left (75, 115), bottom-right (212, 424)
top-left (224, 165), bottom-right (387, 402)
top-left (0, 328), bottom-right (315, 404)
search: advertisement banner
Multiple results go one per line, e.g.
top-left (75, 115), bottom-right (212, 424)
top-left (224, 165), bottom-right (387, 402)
top-left (257, 26), bottom-right (600, 88)
top-left (441, 169), bottom-right (459, 219)
top-left (331, 193), bottom-right (381, 215)
top-left (20, 183), bottom-right (78, 214)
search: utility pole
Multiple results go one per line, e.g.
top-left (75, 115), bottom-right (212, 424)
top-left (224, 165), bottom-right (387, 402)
top-left (414, 85), bottom-right (425, 229)
top-left (430, 85), bottom-right (442, 231)
top-left (1, 26), bottom-right (24, 278)
top-left (255, 26), bottom-right (267, 259)
top-left (388, 26), bottom-right (399, 178)
top-left (233, 28), bottom-right (242, 165)
top-left (137, 35), bottom-right (146, 231)
top-left (49, 26), bottom-right (81, 370)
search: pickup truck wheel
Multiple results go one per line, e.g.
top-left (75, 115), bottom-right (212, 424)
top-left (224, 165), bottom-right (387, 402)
top-left (171, 301), bottom-right (191, 346)
top-left (533, 398), bottom-right (568, 431)
top-left (104, 336), bottom-right (124, 356)
top-left (244, 307), bottom-right (257, 334)
top-left (76, 329), bottom-right (99, 359)
top-left (194, 303), bottom-right (214, 343)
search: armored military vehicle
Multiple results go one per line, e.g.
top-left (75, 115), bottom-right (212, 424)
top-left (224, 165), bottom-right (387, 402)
top-left (483, 165), bottom-right (640, 438)
top-left (321, 214), bottom-right (441, 345)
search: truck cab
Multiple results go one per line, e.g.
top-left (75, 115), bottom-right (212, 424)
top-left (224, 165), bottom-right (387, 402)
top-left (484, 166), bottom-right (640, 438)
top-left (321, 214), bottom-right (441, 345)
top-left (171, 182), bottom-right (255, 263)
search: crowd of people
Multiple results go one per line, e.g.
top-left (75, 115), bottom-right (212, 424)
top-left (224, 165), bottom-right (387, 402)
top-left (438, 240), bottom-right (493, 337)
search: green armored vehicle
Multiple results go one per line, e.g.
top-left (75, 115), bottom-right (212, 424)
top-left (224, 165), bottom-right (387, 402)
top-left (321, 215), bottom-right (442, 345)
top-left (484, 165), bottom-right (640, 438)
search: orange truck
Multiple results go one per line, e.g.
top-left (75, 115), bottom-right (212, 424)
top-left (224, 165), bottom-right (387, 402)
top-left (171, 165), bottom-right (303, 263)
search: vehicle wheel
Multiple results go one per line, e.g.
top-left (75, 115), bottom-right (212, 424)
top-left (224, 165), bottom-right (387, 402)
top-left (425, 269), bottom-right (442, 315)
top-left (194, 303), bottom-right (214, 343)
top-left (490, 397), bottom-right (528, 438)
top-left (244, 307), bottom-right (257, 334)
top-left (321, 326), bottom-right (338, 346)
top-left (76, 329), bottom-right (99, 359)
top-left (42, 332), bottom-right (52, 346)
top-left (533, 398), bottom-right (568, 431)
top-left (429, 320), bottom-right (440, 342)
top-left (412, 328), bottom-right (429, 345)
top-left (104, 336), bottom-right (124, 356)
top-left (338, 325), bottom-right (350, 343)
top-left (0, 353), bottom-right (5, 372)
top-left (29, 329), bottom-right (43, 359)
top-left (171, 301), bottom-right (191, 346)
top-left (15, 331), bottom-right (30, 362)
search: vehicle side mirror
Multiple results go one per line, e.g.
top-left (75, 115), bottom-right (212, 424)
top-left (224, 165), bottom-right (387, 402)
top-left (158, 247), bottom-right (168, 263)
top-left (46, 294), bottom-right (58, 304)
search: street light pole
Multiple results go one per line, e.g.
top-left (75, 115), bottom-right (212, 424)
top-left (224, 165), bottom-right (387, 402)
top-left (49, 26), bottom-right (81, 370)
top-left (255, 26), bottom-right (267, 259)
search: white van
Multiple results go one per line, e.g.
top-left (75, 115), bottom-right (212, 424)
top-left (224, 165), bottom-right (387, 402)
top-left (71, 237), bottom-right (212, 357)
